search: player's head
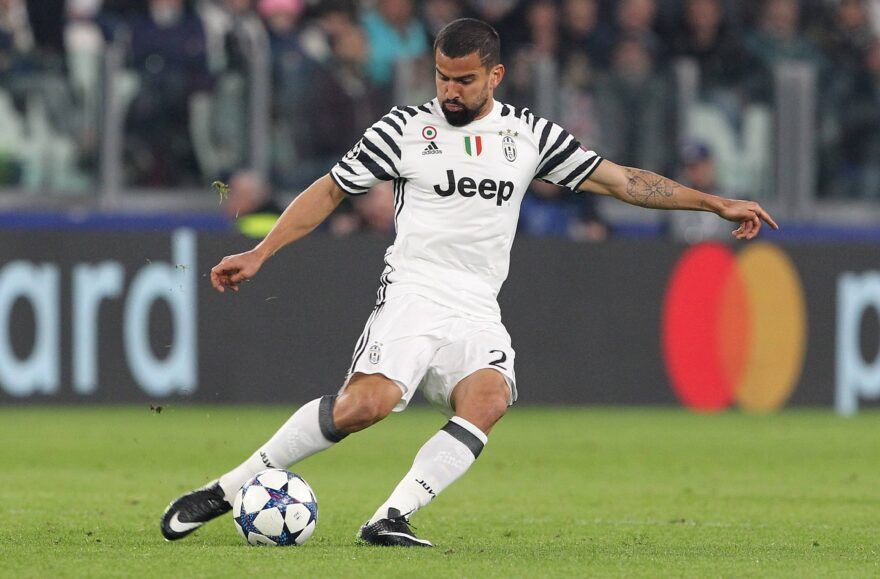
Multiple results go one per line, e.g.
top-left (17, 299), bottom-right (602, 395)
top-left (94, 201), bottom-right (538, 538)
top-left (433, 18), bottom-right (504, 127)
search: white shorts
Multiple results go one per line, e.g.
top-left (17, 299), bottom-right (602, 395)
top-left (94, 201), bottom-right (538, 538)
top-left (341, 294), bottom-right (517, 415)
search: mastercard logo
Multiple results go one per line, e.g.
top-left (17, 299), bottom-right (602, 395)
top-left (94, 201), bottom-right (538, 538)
top-left (661, 243), bottom-right (807, 413)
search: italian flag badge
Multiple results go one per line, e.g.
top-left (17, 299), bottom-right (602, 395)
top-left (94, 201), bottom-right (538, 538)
top-left (464, 135), bottom-right (483, 157)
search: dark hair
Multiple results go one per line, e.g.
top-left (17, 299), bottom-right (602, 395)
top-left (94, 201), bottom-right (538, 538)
top-left (433, 18), bottom-right (501, 68)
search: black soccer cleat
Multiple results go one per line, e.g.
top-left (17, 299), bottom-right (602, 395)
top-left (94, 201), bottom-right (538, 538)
top-left (160, 480), bottom-right (232, 541)
top-left (357, 508), bottom-right (434, 547)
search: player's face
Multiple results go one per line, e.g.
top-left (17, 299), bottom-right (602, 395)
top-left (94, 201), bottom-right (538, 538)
top-left (435, 50), bottom-right (505, 127)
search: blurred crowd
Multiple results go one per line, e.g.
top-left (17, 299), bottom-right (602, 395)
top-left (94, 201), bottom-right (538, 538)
top-left (2, 0), bottom-right (880, 239)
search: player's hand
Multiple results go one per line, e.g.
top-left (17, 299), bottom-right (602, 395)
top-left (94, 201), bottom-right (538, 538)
top-left (210, 250), bottom-right (264, 293)
top-left (718, 199), bottom-right (779, 240)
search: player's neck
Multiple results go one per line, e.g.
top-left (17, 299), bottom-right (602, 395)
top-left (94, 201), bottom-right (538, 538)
top-left (472, 99), bottom-right (495, 122)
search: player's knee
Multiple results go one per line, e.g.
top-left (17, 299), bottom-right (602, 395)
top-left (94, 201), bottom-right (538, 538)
top-left (481, 389), bottom-right (509, 423)
top-left (351, 394), bottom-right (394, 427)
top-left (334, 374), bottom-right (401, 432)
top-left (453, 376), bottom-right (510, 432)
top-left (459, 395), bottom-right (508, 434)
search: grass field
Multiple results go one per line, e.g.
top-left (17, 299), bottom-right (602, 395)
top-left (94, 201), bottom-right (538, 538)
top-left (2, 406), bottom-right (878, 578)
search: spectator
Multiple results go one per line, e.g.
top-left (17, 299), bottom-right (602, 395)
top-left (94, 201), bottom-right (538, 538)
top-left (422, 0), bottom-right (470, 44)
top-left (557, 49), bottom-right (602, 152)
top-left (329, 181), bottom-right (395, 237)
top-left (25, 0), bottom-right (64, 58)
top-left (560, 0), bottom-right (614, 71)
top-left (468, 0), bottom-right (522, 48)
top-left (834, 40), bottom-right (880, 198)
top-left (0, 0), bottom-right (872, 210)
top-left (0, 0), bottom-right (35, 80)
top-left (672, 0), bottom-right (768, 102)
top-left (224, 169), bottom-right (284, 237)
top-left (614, 0), bottom-right (666, 64)
top-left (0, 0), bottom-right (33, 184)
top-left (557, 1), bottom-right (605, 166)
top-left (260, 0), bottom-right (316, 187)
top-left (744, 0), bottom-right (824, 70)
top-left (870, 0), bottom-right (880, 38)
top-left (197, 0), bottom-right (269, 74)
top-left (261, 0), bottom-right (309, 95)
top-left (523, 0), bottom-right (559, 58)
top-left (815, 0), bottom-right (878, 198)
top-left (298, 0), bottom-right (357, 64)
top-left (124, 0), bottom-right (213, 186)
top-left (361, 0), bottom-right (428, 87)
top-left (100, 0), bottom-right (141, 16)
top-left (67, 0), bottom-right (103, 18)
top-left (506, 0), bottom-right (560, 115)
top-left (518, 181), bottom-right (609, 242)
top-left (355, 181), bottom-right (396, 236)
top-left (306, 22), bottom-right (386, 167)
top-left (812, 0), bottom-right (875, 72)
top-left (679, 140), bottom-right (722, 193)
top-left (668, 140), bottom-right (730, 241)
top-left (594, 36), bottom-right (674, 173)
top-left (224, 0), bottom-right (270, 73)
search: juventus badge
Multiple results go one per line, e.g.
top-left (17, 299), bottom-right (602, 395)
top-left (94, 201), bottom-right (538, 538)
top-left (502, 135), bottom-right (517, 162)
top-left (368, 342), bottom-right (382, 364)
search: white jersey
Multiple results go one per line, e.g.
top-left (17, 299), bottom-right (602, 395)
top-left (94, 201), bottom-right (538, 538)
top-left (330, 98), bottom-right (603, 321)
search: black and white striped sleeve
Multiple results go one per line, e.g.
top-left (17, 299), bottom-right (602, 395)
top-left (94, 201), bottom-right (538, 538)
top-left (330, 111), bottom-right (404, 195)
top-left (532, 119), bottom-right (603, 191)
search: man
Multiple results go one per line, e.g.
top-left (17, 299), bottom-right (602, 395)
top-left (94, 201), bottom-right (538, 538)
top-left (223, 170), bottom-right (284, 239)
top-left (160, 18), bottom-right (776, 547)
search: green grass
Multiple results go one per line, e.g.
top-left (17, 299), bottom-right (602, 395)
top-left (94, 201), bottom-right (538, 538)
top-left (1, 406), bottom-right (878, 578)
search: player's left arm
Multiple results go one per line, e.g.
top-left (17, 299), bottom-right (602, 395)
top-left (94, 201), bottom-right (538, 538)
top-left (579, 160), bottom-right (779, 240)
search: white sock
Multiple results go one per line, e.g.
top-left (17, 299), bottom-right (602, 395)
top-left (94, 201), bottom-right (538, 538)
top-left (218, 396), bottom-right (347, 503)
top-left (369, 416), bottom-right (488, 523)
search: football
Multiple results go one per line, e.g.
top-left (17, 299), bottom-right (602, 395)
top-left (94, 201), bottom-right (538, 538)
top-left (232, 469), bottom-right (318, 546)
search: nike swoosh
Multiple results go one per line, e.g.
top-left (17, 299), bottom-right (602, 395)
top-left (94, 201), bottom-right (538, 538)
top-left (376, 531), bottom-right (433, 546)
top-left (169, 512), bottom-right (203, 533)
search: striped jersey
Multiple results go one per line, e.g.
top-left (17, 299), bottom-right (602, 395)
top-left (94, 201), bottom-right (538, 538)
top-left (329, 98), bottom-right (603, 321)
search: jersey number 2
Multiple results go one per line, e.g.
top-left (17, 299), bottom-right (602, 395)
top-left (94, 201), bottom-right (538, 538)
top-left (489, 350), bottom-right (507, 371)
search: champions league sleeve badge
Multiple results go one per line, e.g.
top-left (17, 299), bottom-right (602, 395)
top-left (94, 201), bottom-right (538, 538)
top-left (344, 139), bottom-right (362, 161)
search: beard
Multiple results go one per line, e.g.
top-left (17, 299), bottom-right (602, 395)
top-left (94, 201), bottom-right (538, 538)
top-left (441, 94), bottom-right (489, 127)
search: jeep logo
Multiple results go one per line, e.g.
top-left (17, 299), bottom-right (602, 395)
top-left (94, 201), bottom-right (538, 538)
top-left (433, 170), bottom-right (514, 206)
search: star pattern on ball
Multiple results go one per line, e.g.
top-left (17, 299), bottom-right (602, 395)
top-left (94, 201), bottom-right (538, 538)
top-left (233, 469), bottom-right (318, 546)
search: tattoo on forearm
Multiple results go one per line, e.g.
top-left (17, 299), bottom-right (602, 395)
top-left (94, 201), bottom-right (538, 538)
top-left (623, 168), bottom-right (681, 209)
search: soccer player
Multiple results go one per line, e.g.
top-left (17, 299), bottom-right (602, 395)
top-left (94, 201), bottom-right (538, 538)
top-left (161, 18), bottom-right (777, 547)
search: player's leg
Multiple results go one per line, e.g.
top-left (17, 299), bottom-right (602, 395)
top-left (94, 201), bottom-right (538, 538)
top-left (160, 373), bottom-right (401, 541)
top-left (216, 372), bottom-right (402, 498)
top-left (359, 368), bottom-right (510, 547)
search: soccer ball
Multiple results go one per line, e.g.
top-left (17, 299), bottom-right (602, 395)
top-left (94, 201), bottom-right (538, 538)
top-left (232, 469), bottom-right (318, 546)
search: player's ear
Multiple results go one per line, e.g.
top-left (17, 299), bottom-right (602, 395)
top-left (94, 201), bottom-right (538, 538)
top-left (490, 64), bottom-right (505, 89)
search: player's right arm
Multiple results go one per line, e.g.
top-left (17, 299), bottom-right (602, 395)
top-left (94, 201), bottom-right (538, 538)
top-left (210, 174), bottom-right (346, 293)
top-left (212, 108), bottom-right (403, 293)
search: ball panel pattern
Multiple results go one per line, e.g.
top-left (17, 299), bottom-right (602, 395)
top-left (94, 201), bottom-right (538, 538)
top-left (233, 518), bottom-right (246, 540)
top-left (232, 468), bottom-right (318, 547)
top-left (286, 477), bottom-right (315, 503)
top-left (256, 468), bottom-right (289, 491)
top-left (253, 507), bottom-right (284, 537)
top-left (283, 503), bottom-right (312, 533)
top-left (248, 532), bottom-right (276, 546)
top-left (232, 487), bottom-right (244, 515)
top-left (294, 520), bottom-right (316, 545)
top-left (242, 485), bottom-right (271, 514)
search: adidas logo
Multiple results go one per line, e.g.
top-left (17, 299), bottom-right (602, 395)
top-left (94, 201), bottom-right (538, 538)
top-left (422, 142), bottom-right (442, 155)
